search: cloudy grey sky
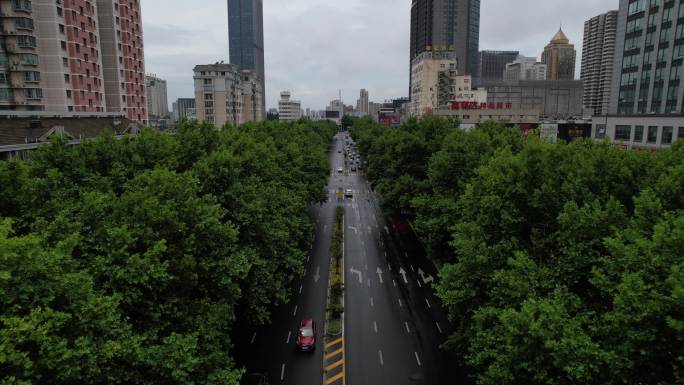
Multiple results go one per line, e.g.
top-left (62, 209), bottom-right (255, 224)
top-left (141, 0), bottom-right (618, 111)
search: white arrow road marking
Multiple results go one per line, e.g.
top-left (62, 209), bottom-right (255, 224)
top-left (348, 226), bottom-right (358, 234)
top-left (418, 268), bottom-right (435, 285)
top-left (399, 268), bottom-right (408, 284)
top-left (313, 266), bottom-right (321, 283)
top-left (376, 267), bottom-right (384, 284)
top-left (350, 267), bottom-right (363, 284)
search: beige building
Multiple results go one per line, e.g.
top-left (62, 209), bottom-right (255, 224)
top-left (410, 50), bottom-right (486, 117)
top-left (434, 105), bottom-right (540, 129)
top-left (278, 90), bottom-right (302, 121)
top-left (193, 63), bottom-right (263, 127)
top-left (542, 29), bottom-right (577, 81)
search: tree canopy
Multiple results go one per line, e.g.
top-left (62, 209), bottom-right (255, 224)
top-left (0, 119), bottom-right (336, 384)
top-left (350, 117), bottom-right (684, 385)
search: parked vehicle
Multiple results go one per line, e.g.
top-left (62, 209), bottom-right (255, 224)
top-left (296, 318), bottom-right (317, 352)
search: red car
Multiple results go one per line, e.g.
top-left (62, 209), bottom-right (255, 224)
top-left (296, 318), bottom-right (316, 352)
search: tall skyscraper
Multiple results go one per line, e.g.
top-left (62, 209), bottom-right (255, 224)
top-left (409, 0), bottom-right (480, 76)
top-left (591, 0), bottom-right (684, 149)
top-left (477, 50), bottom-right (519, 85)
top-left (541, 28), bottom-right (577, 81)
top-left (228, 0), bottom-right (265, 115)
top-left (97, 0), bottom-right (148, 124)
top-left (581, 11), bottom-right (618, 116)
top-left (356, 89), bottom-right (369, 114)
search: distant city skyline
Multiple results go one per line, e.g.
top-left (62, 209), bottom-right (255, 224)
top-left (141, 0), bottom-right (616, 110)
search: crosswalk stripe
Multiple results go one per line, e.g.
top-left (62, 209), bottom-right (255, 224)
top-left (324, 371), bottom-right (344, 385)
top-left (324, 347), bottom-right (344, 360)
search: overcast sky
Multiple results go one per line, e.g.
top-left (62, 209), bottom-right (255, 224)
top-left (141, 0), bottom-right (618, 111)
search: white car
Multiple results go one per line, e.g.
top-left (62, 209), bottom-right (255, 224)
top-left (344, 189), bottom-right (353, 198)
top-left (337, 168), bottom-right (343, 173)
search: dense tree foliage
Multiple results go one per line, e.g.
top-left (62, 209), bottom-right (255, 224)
top-left (0, 119), bottom-right (336, 384)
top-left (350, 117), bottom-right (684, 385)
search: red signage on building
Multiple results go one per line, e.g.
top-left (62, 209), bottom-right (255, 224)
top-left (450, 101), bottom-right (513, 110)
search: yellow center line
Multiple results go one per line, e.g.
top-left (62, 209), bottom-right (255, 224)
top-left (324, 347), bottom-right (344, 360)
top-left (324, 371), bottom-right (344, 385)
top-left (325, 359), bottom-right (344, 372)
top-left (325, 337), bottom-right (344, 349)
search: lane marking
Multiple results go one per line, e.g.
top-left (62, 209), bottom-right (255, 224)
top-left (286, 331), bottom-right (291, 344)
top-left (281, 364), bottom-right (286, 381)
top-left (417, 280), bottom-right (423, 288)
top-left (299, 285), bottom-right (303, 294)
top-left (415, 352), bottom-right (422, 367)
top-left (398, 299), bottom-right (403, 308)
top-left (250, 332), bottom-right (256, 344)
top-left (293, 305), bottom-right (298, 316)
top-left (393, 279), bottom-right (397, 287)
top-left (436, 322), bottom-right (443, 334)
top-left (373, 321), bottom-right (378, 333)
top-left (325, 359), bottom-right (344, 372)
top-left (379, 350), bottom-right (384, 366)
top-left (405, 322), bottom-right (411, 334)
top-left (410, 264), bottom-right (415, 271)
top-left (324, 347), bottom-right (344, 360)
top-left (425, 299), bottom-right (431, 309)
top-left (370, 297), bottom-right (374, 307)
top-left (325, 337), bottom-right (344, 349)
top-left (324, 372), bottom-right (344, 385)
top-left (367, 279), bottom-right (371, 288)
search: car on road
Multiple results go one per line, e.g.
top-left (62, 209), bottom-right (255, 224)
top-left (337, 168), bottom-right (343, 173)
top-left (351, 166), bottom-right (357, 172)
top-left (241, 374), bottom-right (269, 385)
top-left (296, 318), bottom-right (316, 352)
top-left (345, 189), bottom-right (353, 198)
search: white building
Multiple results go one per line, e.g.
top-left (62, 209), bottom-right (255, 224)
top-left (410, 50), bottom-right (486, 117)
top-left (146, 75), bottom-right (169, 118)
top-left (356, 89), bottom-right (369, 114)
top-left (504, 56), bottom-right (548, 82)
top-left (278, 91), bottom-right (302, 121)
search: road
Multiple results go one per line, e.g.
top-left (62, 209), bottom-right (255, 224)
top-left (234, 132), bottom-right (454, 385)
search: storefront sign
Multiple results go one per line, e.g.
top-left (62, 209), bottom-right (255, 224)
top-left (450, 101), bottom-right (513, 110)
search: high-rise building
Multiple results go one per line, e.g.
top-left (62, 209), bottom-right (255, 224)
top-left (410, 50), bottom-right (486, 117)
top-left (172, 98), bottom-right (196, 121)
top-left (1, 0), bottom-right (106, 113)
top-left (356, 89), bottom-right (369, 114)
top-left (410, 0), bottom-right (480, 76)
top-left (97, 0), bottom-right (148, 124)
top-left (146, 75), bottom-right (169, 118)
top-left (0, 0), bottom-right (147, 124)
top-left (278, 91), bottom-right (301, 121)
top-left (477, 50), bottom-right (519, 85)
top-left (591, 0), bottom-right (684, 149)
top-left (228, 0), bottom-right (265, 115)
top-left (193, 63), bottom-right (263, 127)
top-left (541, 28), bottom-right (577, 80)
top-left (581, 11), bottom-right (618, 116)
top-left (504, 56), bottom-right (548, 81)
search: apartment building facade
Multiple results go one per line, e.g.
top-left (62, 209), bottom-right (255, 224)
top-left (193, 63), bottom-right (263, 127)
top-left (593, 0), bottom-right (684, 149)
top-left (581, 10), bottom-right (619, 116)
top-left (278, 90), bottom-right (301, 121)
top-left (145, 73), bottom-right (168, 118)
top-left (504, 56), bottom-right (548, 81)
top-left (0, 0), bottom-right (146, 124)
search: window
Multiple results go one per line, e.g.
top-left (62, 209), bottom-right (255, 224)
top-left (0, 88), bottom-right (10, 100)
top-left (662, 127), bottom-right (673, 144)
top-left (59, 24), bottom-right (65, 34)
top-left (0, 73), bottom-right (7, 84)
top-left (57, 6), bottom-right (62, 16)
top-left (24, 88), bottom-right (42, 99)
top-left (17, 35), bottom-right (37, 48)
top-left (635, 126), bottom-right (644, 142)
top-left (64, 74), bottom-right (70, 83)
top-left (647, 126), bottom-right (658, 143)
top-left (61, 41), bottom-right (67, 50)
top-left (23, 71), bottom-right (40, 82)
top-left (0, 52), bottom-right (7, 67)
top-left (662, 5), bottom-right (673, 22)
top-left (15, 17), bottom-right (34, 30)
top-left (66, 90), bottom-right (72, 98)
top-left (678, 127), bottom-right (684, 140)
top-left (13, 0), bottom-right (32, 12)
top-left (659, 26), bottom-right (671, 44)
top-left (615, 125), bottom-right (632, 140)
top-left (629, 0), bottom-right (645, 15)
